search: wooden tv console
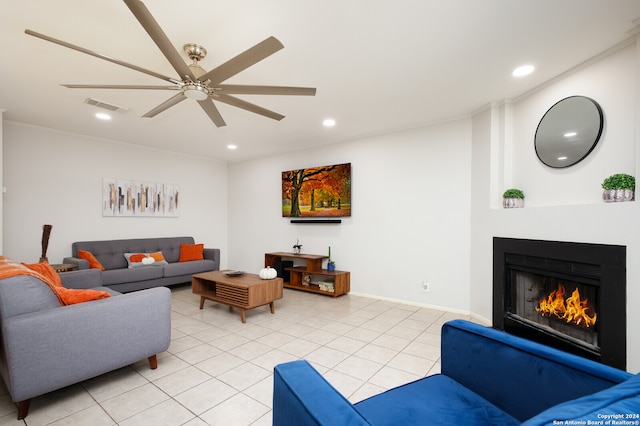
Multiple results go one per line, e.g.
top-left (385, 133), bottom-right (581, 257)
top-left (264, 252), bottom-right (350, 297)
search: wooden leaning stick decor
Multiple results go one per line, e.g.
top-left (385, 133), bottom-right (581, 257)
top-left (40, 224), bottom-right (52, 263)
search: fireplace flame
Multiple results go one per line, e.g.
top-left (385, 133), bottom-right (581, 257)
top-left (536, 284), bottom-right (597, 328)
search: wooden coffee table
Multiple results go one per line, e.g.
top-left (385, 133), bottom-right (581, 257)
top-left (192, 270), bottom-right (283, 323)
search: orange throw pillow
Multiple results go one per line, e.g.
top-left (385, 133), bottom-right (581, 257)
top-left (129, 253), bottom-right (146, 263)
top-left (77, 250), bottom-right (105, 271)
top-left (23, 262), bottom-right (111, 305)
top-left (150, 251), bottom-right (165, 262)
top-left (179, 243), bottom-right (204, 262)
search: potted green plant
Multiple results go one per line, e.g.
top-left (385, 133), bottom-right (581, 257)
top-left (602, 173), bottom-right (635, 202)
top-left (327, 246), bottom-right (335, 271)
top-left (503, 188), bottom-right (525, 208)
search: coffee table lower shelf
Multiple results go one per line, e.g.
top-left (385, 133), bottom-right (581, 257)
top-left (192, 271), bottom-right (283, 323)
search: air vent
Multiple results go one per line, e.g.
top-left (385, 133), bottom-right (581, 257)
top-left (84, 98), bottom-right (129, 113)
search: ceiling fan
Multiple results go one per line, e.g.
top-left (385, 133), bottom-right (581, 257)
top-left (25, 0), bottom-right (316, 127)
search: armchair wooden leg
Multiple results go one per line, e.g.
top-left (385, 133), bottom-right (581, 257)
top-left (148, 354), bottom-right (158, 369)
top-left (17, 399), bottom-right (30, 420)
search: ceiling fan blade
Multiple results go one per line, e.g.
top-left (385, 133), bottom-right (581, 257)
top-left (201, 37), bottom-right (284, 85)
top-left (142, 93), bottom-right (186, 118)
top-left (197, 100), bottom-right (226, 127)
top-left (215, 94), bottom-right (284, 121)
top-left (123, 0), bottom-right (195, 81)
top-left (25, 29), bottom-right (176, 83)
top-left (216, 85), bottom-right (316, 96)
top-left (63, 84), bottom-right (178, 90)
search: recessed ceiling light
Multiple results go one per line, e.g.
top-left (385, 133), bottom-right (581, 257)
top-left (227, 144), bottom-right (237, 150)
top-left (512, 64), bottom-right (535, 77)
top-left (323, 118), bottom-right (336, 127)
top-left (95, 112), bottom-right (111, 120)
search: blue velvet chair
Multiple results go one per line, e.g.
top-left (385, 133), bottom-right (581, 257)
top-left (273, 320), bottom-right (638, 425)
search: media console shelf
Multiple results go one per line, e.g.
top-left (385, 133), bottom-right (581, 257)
top-left (264, 252), bottom-right (350, 297)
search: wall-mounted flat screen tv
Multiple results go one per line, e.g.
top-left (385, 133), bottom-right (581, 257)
top-left (282, 162), bottom-right (351, 218)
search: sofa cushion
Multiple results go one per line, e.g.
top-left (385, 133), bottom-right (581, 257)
top-left (102, 266), bottom-right (164, 286)
top-left (522, 373), bottom-right (640, 425)
top-left (163, 259), bottom-right (217, 278)
top-left (124, 252), bottom-right (168, 268)
top-left (0, 275), bottom-right (60, 319)
top-left (354, 374), bottom-right (519, 426)
top-left (179, 243), bottom-right (204, 262)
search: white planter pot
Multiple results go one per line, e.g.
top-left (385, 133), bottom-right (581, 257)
top-left (503, 198), bottom-right (524, 208)
top-left (602, 189), bottom-right (634, 202)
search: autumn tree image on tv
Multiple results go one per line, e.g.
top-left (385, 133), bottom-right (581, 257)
top-left (282, 163), bottom-right (351, 217)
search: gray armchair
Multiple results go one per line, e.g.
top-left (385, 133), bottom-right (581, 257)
top-left (0, 266), bottom-right (171, 419)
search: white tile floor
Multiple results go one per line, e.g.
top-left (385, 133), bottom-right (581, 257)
top-left (0, 284), bottom-right (473, 425)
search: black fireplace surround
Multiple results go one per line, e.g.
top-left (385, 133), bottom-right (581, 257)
top-left (493, 237), bottom-right (626, 370)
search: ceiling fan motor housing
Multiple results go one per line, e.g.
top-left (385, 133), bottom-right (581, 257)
top-left (182, 82), bottom-right (209, 100)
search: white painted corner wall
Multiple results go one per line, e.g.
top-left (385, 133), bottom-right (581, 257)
top-left (227, 120), bottom-right (473, 312)
top-left (2, 123), bottom-right (229, 267)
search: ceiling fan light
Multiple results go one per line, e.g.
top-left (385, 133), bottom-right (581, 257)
top-left (183, 85), bottom-right (208, 101)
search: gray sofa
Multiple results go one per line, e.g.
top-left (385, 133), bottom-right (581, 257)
top-left (0, 264), bottom-right (171, 419)
top-left (63, 236), bottom-right (220, 293)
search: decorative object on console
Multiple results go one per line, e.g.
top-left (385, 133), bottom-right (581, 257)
top-left (327, 246), bottom-right (335, 271)
top-left (282, 163), bottom-right (351, 219)
top-left (259, 266), bottom-right (278, 280)
top-left (602, 173), bottom-right (635, 202)
top-left (39, 224), bottom-right (52, 263)
top-left (102, 178), bottom-right (179, 217)
top-left (302, 273), bottom-right (311, 286)
top-left (292, 239), bottom-right (302, 254)
top-left (535, 96), bottom-right (603, 168)
top-left (502, 188), bottom-right (525, 208)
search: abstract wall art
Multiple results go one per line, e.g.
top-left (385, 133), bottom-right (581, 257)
top-left (102, 178), bottom-right (179, 217)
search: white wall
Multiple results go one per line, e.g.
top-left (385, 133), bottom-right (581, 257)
top-left (511, 42), bottom-right (637, 207)
top-left (470, 40), bottom-right (640, 372)
top-left (227, 120), bottom-right (473, 312)
top-left (0, 109), bottom-right (4, 255)
top-left (2, 35), bottom-right (637, 373)
top-left (2, 122), bottom-right (229, 266)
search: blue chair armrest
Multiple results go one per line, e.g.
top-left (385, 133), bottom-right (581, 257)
top-left (273, 360), bottom-right (371, 426)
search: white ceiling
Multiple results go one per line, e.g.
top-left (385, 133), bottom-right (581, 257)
top-left (1, 1), bottom-right (639, 163)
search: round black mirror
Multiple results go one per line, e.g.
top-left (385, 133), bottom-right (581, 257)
top-left (534, 96), bottom-right (603, 168)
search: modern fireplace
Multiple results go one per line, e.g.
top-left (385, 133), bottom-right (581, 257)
top-left (493, 237), bottom-right (626, 369)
